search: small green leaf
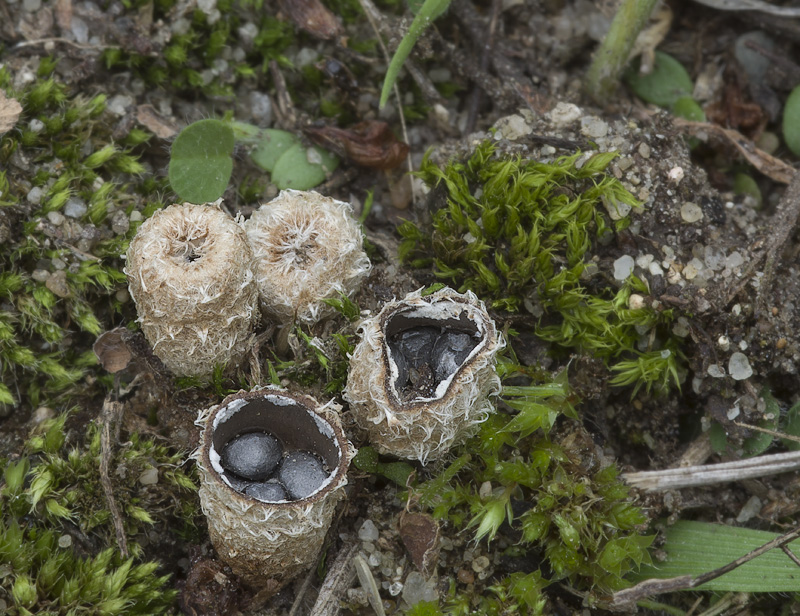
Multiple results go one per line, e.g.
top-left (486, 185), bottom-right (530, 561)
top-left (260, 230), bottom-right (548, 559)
top-left (733, 172), bottom-right (762, 207)
top-left (271, 143), bottom-right (338, 190)
top-left (782, 84), bottom-right (800, 157)
top-left (249, 129), bottom-right (301, 172)
top-left (168, 119), bottom-right (235, 204)
top-left (352, 446), bottom-right (379, 473)
top-left (671, 96), bottom-right (705, 122)
top-left (625, 51), bottom-right (694, 108)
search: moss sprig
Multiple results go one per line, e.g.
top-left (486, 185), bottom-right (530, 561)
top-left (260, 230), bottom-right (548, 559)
top-left (1, 413), bottom-right (198, 615)
top-left (411, 359), bottom-right (652, 612)
top-left (0, 61), bottom-right (162, 415)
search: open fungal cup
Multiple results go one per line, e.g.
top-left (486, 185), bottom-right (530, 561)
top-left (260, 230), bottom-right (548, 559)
top-left (244, 189), bottom-right (370, 325)
top-left (344, 287), bottom-right (504, 463)
top-left (124, 201), bottom-right (258, 377)
top-left (196, 388), bottom-right (353, 591)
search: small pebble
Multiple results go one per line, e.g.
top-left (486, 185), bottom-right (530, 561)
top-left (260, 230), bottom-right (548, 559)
top-left (680, 202), bottom-right (703, 223)
top-left (728, 352), bottom-right (753, 381)
top-left (613, 255), bottom-right (635, 281)
top-left (358, 519), bottom-right (380, 543)
top-left (278, 450), bottom-right (328, 499)
top-left (139, 467), bottom-right (159, 485)
top-left (27, 186), bottom-right (43, 205)
top-left (244, 481), bottom-right (288, 502)
top-left (47, 211), bottom-right (65, 226)
top-left (221, 432), bottom-right (282, 481)
top-left (58, 534), bottom-right (73, 548)
top-left (64, 197), bottom-right (87, 219)
top-left (580, 116), bottom-right (608, 138)
top-left (45, 270), bottom-right (71, 298)
top-left (707, 364), bottom-right (725, 378)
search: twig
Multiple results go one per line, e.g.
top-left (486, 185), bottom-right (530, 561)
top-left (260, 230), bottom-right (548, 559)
top-left (269, 60), bottom-right (297, 129)
top-left (623, 450), bottom-right (800, 491)
top-left (610, 524), bottom-right (800, 606)
top-left (734, 420), bottom-right (800, 445)
top-left (308, 541), bottom-right (359, 616)
top-left (98, 396), bottom-right (128, 557)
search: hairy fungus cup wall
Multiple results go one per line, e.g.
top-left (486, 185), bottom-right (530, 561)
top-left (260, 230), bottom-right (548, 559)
top-left (195, 388), bottom-right (354, 591)
top-left (244, 190), bottom-right (371, 325)
top-left (124, 202), bottom-right (258, 377)
top-left (344, 287), bottom-right (504, 463)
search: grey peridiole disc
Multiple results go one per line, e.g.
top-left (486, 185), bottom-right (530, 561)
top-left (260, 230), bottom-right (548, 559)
top-left (221, 432), bottom-right (283, 481)
top-left (244, 481), bottom-right (289, 502)
top-left (278, 451), bottom-right (329, 500)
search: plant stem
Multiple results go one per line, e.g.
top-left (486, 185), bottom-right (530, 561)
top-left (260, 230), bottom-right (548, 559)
top-left (584, 0), bottom-right (659, 105)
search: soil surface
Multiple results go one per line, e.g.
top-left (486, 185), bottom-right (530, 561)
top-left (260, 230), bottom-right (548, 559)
top-left (2, 0), bottom-right (800, 614)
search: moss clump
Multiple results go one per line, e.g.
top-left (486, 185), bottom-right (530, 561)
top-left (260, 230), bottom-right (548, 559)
top-left (411, 359), bottom-right (652, 613)
top-left (0, 413), bottom-right (199, 615)
top-left (0, 61), bottom-right (165, 415)
top-left (399, 141), bottom-right (682, 395)
top-left (101, 2), bottom-right (294, 96)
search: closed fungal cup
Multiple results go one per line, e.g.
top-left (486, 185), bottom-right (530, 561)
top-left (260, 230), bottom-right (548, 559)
top-left (124, 201), bottom-right (258, 377)
top-left (244, 189), bottom-right (370, 326)
top-left (195, 388), bottom-right (353, 592)
top-left (344, 287), bottom-right (504, 463)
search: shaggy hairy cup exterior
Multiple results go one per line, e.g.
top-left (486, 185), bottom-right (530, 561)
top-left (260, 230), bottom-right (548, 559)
top-left (124, 202), bottom-right (258, 377)
top-left (344, 287), bottom-right (504, 463)
top-left (244, 189), bottom-right (371, 325)
top-left (195, 388), bottom-right (354, 591)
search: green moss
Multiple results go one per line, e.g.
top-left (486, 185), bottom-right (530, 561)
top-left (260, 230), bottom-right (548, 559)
top-left (400, 141), bottom-right (682, 395)
top-left (411, 359), bottom-right (653, 612)
top-left (0, 62), bottom-right (162, 415)
top-left (1, 413), bottom-right (198, 615)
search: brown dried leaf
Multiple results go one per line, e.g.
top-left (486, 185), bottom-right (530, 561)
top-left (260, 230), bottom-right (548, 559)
top-left (0, 91), bottom-right (23, 136)
top-left (136, 104), bottom-right (178, 139)
top-left (94, 328), bottom-right (133, 374)
top-left (399, 510), bottom-right (440, 574)
top-left (305, 121), bottom-right (409, 170)
top-left (675, 118), bottom-right (794, 184)
top-left (278, 0), bottom-right (342, 40)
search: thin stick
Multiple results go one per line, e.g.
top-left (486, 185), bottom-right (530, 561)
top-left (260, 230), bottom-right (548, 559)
top-left (610, 524), bottom-right (800, 606)
top-left (623, 450), bottom-right (800, 491)
top-left (98, 396), bottom-right (128, 557)
top-left (734, 420), bottom-right (800, 445)
top-left (308, 542), bottom-right (359, 616)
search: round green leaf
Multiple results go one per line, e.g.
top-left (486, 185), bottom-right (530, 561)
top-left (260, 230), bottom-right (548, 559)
top-left (625, 51), bottom-right (694, 108)
top-left (168, 119), bottom-right (235, 203)
top-left (249, 129), bottom-right (301, 172)
top-left (271, 143), bottom-right (339, 190)
top-left (782, 84), bottom-right (800, 157)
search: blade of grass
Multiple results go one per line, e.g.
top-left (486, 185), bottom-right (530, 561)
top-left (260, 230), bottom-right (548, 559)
top-left (378, 0), bottom-right (451, 108)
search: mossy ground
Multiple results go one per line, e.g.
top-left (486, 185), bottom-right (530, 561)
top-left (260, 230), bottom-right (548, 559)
top-left (2, 1), bottom-right (800, 614)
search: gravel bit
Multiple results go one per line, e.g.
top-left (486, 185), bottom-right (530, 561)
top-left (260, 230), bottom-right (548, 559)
top-left (221, 431), bottom-right (282, 481)
top-left (277, 450), bottom-right (329, 500)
